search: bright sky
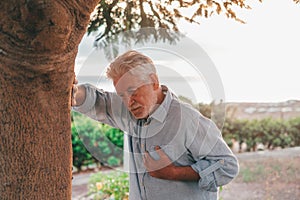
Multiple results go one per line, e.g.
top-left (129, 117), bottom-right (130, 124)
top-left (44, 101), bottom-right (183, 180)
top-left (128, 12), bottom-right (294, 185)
top-left (76, 0), bottom-right (300, 103)
top-left (178, 0), bottom-right (300, 103)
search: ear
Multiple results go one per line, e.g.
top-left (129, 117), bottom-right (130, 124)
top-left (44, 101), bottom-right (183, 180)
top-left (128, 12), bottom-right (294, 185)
top-left (149, 74), bottom-right (159, 90)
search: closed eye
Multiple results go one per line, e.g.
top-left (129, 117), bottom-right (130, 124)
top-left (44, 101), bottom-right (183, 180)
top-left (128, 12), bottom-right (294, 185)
top-left (127, 88), bottom-right (137, 96)
top-left (117, 87), bottom-right (137, 98)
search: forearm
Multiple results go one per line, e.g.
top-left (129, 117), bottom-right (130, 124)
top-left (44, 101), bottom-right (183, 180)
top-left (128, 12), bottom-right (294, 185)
top-left (171, 166), bottom-right (200, 181)
top-left (148, 165), bottom-right (200, 181)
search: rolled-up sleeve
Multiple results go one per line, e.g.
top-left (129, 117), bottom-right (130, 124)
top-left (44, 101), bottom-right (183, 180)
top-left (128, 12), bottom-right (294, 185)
top-left (73, 84), bottom-right (97, 115)
top-left (191, 154), bottom-right (239, 192)
top-left (187, 115), bottom-right (239, 192)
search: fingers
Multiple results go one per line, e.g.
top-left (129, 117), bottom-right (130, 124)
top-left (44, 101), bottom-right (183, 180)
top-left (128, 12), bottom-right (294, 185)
top-left (155, 146), bottom-right (160, 151)
top-left (144, 146), bottom-right (171, 170)
top-left (71, 77), bottom-right (79, 106)
top-left (143, 147), bottom-right (175, 179)
top-left (74, 77), bottom-right (78, 84)
top-left (144, 151), bottom-right (158, 173)
top-left (154, 146), bottom-right (167, 158)
top-left (71, 92), bottom-right (77, 106)
top-left (72, 84), bottom-right (78, 94)
top-left (143, 151), bottom-right (153, 165)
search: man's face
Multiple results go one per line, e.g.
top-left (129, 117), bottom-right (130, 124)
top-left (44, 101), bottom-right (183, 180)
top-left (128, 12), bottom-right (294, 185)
top-left (113, 73), bottom-right (158, 119)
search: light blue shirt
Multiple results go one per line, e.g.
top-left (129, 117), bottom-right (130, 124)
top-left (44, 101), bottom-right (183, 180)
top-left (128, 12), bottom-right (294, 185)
top-left (73, 84), bottom-right (239, 200)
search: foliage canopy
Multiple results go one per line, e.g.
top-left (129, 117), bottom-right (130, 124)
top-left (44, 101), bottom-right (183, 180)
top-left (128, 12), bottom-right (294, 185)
top-left (88, 0), bottom-right (299, 41)
top-left (89, 0), bottom-right (254, 41)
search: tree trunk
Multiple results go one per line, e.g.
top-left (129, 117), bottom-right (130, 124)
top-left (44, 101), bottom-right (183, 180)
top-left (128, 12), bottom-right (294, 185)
top-left (0, 0), bottom-right (98, 199)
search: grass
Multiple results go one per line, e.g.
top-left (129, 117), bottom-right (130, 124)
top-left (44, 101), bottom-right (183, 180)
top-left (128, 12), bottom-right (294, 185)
top-left (219, 153), bottom-right (300, 200)
top-left (236, 157), bottom-right (300, 184)
top-left (88, 171), bottom-right (129, 200)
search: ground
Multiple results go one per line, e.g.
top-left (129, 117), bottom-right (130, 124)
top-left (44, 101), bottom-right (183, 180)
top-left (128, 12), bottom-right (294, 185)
top-left (72, 147), bottom-right (300, 200)
top-left (219, 147), bottom-right (300, 200)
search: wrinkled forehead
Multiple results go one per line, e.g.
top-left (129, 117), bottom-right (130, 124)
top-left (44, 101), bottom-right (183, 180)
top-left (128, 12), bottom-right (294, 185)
top-left (113, 72), bottom-right (150, 93)
top-left (113, 65), bottom-right (153, 90)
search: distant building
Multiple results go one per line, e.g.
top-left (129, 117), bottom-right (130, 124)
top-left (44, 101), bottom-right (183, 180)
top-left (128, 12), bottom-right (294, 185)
top-left (225, 100), bottom-right (300, 120)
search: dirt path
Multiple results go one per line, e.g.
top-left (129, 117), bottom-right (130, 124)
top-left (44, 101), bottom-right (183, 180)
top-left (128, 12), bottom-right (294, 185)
top-left (235, 146), bottom-right (300, 160)
top-left (72, 172), bottom-right (92, 200)
top-left (219, 147), bottom-right (300, 200)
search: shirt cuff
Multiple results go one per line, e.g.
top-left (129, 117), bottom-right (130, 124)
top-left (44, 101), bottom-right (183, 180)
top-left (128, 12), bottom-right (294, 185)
top-left (72, 83), bottom-right (96, 113)
top-left (191, 159), bottom-right (223, 192)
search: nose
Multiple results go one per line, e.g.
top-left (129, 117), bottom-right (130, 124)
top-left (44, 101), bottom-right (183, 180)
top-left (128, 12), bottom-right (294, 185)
top-left (128, 97), bottom-right (135, 108)
top-left (124, 95), bottom-right (135, 108)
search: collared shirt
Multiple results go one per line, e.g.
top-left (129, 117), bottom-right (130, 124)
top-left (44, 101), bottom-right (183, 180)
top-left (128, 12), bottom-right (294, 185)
top-left (73, 84), bottom-right (239, 200)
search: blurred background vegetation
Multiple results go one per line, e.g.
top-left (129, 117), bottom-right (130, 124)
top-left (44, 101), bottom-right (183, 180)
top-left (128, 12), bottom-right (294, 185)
top-left (71, 100), bottom-right (300, 172)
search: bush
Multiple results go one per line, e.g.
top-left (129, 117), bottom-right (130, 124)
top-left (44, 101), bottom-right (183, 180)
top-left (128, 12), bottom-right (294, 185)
top-left (72, 119), bottom-right (94, 171)
top-left (222, 117), bottom-right (300, 152)
top-left (287, 117), bottom-right (300, 146)
top-left (71, 112), bottom-right (124, 170)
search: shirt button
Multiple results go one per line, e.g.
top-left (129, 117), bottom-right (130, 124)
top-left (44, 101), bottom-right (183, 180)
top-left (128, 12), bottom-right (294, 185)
top-left (219, 159), bottom-right (225, 165)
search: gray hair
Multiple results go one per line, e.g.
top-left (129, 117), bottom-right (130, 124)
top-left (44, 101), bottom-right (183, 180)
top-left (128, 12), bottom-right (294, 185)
top-left (106, 50), bottom-right (157, 81)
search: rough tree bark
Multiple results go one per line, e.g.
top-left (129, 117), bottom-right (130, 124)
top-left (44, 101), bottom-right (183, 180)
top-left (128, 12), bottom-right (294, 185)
top-left (0, 0), bottom-right (98, 199)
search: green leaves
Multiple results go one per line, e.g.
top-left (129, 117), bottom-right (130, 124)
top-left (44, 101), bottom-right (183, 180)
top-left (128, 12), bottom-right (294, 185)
top-left (88, 0), bottom-right (255, 45)
top-left (71, 112), bottom-right (124, 170)
top-left (222, 117), bottom-right (300, 152)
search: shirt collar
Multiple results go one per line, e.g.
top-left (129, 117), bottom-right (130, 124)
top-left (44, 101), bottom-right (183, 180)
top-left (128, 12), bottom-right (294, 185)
top-left (149, 85), bottom-right (175, 123)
